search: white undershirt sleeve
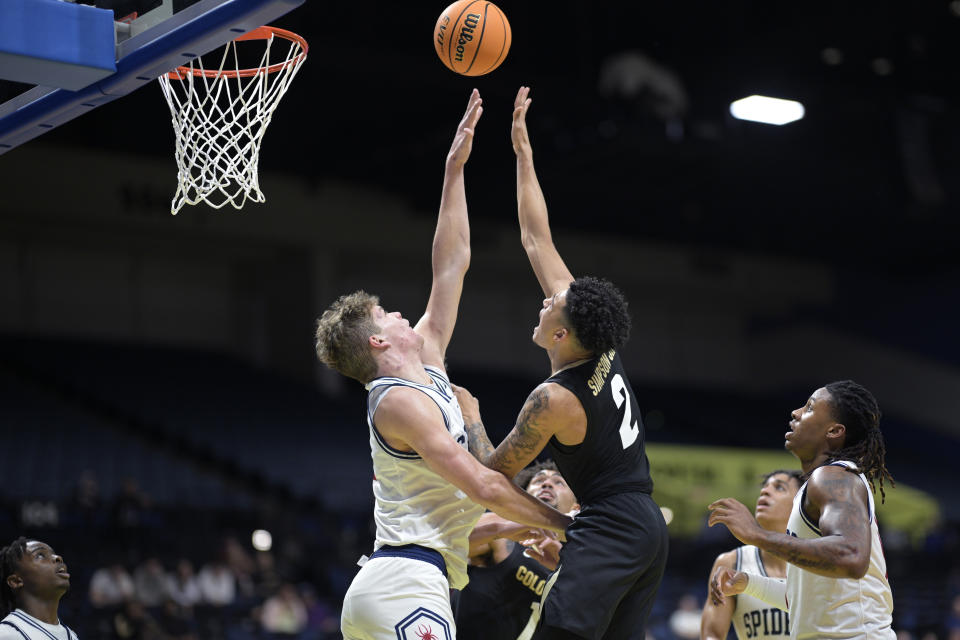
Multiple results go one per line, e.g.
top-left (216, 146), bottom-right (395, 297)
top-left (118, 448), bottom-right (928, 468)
top-left (742, 573), bottom-right (788, 611)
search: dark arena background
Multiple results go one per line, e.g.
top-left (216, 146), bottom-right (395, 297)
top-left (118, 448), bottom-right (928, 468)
top-left (1, 1), bottom-right (959, 638)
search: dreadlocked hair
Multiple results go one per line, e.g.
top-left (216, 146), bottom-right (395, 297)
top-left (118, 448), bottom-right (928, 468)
top-left (823, 380), bottom-right (895, 503)
top-left (563, 276), bottom-right (631, 355)
top-left (1, 537), bottom-right (28, 617)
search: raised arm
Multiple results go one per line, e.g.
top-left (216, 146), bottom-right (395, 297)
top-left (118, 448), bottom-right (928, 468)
top-left (511, 86), bottom-right (575, 297)
top-left (375, 387), bottom-right (573, 534)
top-left (708, 466), bottom-right (872, 579)
top-left (416, 89), bottom-right (483, 367)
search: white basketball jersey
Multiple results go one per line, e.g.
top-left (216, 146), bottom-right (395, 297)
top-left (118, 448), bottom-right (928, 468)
top-left (0, 610), bottom-right (78, 640)
top-left (732, 545), bottom-right (790, 639)
top-left (784, 461), bottom-right (895, 639)
top-left (365, 365), bottom-right (485, 590)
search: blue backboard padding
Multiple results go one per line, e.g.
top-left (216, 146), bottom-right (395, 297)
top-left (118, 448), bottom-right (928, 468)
top-left (0, 0), bottom-right (116, 90)
top-left (0, 0), bottom-right (304, 154)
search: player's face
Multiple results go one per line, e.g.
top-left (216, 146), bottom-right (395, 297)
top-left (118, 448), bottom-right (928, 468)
top-left (371, 305), bottom-right (423, 352)
top-left (785, 387), bottom-right (836, 458)
top-left (10, 541), bottom-right (71, 598)
top-left (754, 473), bottom-right (800, 531)
top-left (526, 470), bottom-right (577, 513)
top-left (532, 290), bottom-right (569, 348)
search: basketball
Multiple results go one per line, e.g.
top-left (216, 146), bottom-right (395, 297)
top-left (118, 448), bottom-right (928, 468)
top-left (434, 1), bottom-right (511, 76)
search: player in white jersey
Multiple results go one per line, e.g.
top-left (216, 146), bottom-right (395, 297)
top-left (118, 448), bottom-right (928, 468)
top-left (700, 469), bottom-right (802, 640)
top-left (707, 380), bottom-right (896, 639)
top-left (0, 538), bottom-right (78, 640)
top-left (315, 90), bottom-right (574, 640)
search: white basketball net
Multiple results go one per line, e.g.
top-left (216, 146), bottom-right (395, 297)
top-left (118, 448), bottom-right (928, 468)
top-left (158, 28), bottom-right (307, 215)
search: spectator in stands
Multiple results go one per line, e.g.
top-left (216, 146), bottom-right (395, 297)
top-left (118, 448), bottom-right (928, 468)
top-left (260, 583), bottom-right (308, 636)
top-left (112, 478), bottom-right (152, 530)
top-left (669, 593), bottom-right (702, 639)
top-left (197, 559), bottom-right (235, 607)
top-left (299, 584), bottom-right (339, 636)
top-left (0, 537), bottom-right (78, 640)
top-left (133, 558), bottom-right (168, 608)
top-left (166, 559), bottom-right (202, 609)
top-left (89, 563), bottom-right (135, 608)
top-left (112, 599), bottom-right (162, 640)
top-left (253, 552), bottom-right (282, 599)
top-left (68, 470), bottom-right (102, 525)
top-left (155, 600), bottom-right (198, 640)
top-left (222, 536), bottom-right (256, 598)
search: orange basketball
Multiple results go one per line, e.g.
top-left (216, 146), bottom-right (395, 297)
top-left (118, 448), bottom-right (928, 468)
top-left (433, 1), bottom-right (511, 76)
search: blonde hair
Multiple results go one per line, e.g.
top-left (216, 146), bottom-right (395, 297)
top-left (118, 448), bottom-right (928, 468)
top-left (315, 290), bottom-right (382, 383)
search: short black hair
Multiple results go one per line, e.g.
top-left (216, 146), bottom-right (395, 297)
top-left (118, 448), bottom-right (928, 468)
top-left (823, 380), bottom-right (894, 502)
top-left (563, 276), bottom-right (631, 354)
top-left (514, 460), bottom-right (559, 491)
top-left (0, 537), bottom-right (28, 617)
top-left (762, 469), bottom-right (804, 486)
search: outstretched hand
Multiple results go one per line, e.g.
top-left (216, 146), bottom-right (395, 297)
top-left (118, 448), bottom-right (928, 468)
top-left (709, 566), bottom-right (748, 606)
top-left (707, 497), bottom-right (763, 546)
top-left (451, 384), bottom-right (480, 422)
top-left (448, 89), bottom-right (483, 168)
top-left (511, 86), bottom-right (533, 155)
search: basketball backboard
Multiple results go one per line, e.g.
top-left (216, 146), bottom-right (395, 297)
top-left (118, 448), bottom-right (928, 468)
top-left (0, 0), bottom-right (304, 154)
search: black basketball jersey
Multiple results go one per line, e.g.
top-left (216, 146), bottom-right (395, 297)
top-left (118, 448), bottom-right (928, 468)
top-left (455, 543), bottom-right (552, 640)
top-left (545, 349), bottom-right (653, 505)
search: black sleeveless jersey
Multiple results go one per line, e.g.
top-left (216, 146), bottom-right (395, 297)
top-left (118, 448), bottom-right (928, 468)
top-left (545, 349), bottom-right (653, 505)
top-left (455, 543), bottom-right (552, 640)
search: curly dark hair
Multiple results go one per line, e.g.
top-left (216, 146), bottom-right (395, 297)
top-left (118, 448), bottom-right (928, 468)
top-left (563, 276), bottom-right (631, 354)
top-left (1, 537), bottom-right (28, 617)
top-left (823, 380), bottom-right (895, 503)
top-left (514, 459), bottom-right (559, 491)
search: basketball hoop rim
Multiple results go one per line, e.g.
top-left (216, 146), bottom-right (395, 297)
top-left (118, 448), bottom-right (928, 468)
top-left (165, 26), bottom-right (308, 80)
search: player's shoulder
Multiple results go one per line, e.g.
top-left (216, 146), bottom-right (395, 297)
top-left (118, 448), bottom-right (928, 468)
top-left (374, 385), bottom-right (444, 430)
top-left (807, 462), bottom-right (861, 488)
top-left (0, 619), bottom-right (29, 640)
top-left (526, 382), bottom-right (584, 428)
top-left (537, 381), bottom-right (580, 407)
top-left (806, 463), bottom-right (868, 505)
top-left (377, 383), bottom-right (436, 408)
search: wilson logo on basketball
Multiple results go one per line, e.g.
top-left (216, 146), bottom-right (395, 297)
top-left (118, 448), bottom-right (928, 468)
top-left (433, 0), bottom-right (511, 76)
top-left (436, 16), bottom-right (449, 47)
top-left (453, 14), bottom-right (480, 62)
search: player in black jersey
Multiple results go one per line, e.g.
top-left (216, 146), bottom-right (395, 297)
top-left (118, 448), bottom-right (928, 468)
top-left (455, 87), bottom-right (669, 640)
top-left (457, 461), bottom-right (579, 640)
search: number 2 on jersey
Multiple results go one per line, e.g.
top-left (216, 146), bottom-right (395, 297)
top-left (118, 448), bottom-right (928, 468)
top-left (611, 373), bottom-right (639, 449)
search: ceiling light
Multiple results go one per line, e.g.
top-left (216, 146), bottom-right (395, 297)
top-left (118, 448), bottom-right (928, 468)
top-left (729, 95), bottom-right (805, 125)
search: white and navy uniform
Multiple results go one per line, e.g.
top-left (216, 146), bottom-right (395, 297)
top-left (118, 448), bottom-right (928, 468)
top-left (731, 546), bottom-right (790, 639)
top-left (785, 461), bottom-right (895, 640)
top-left (341, 365), bottom-right (485, 640)
top-left (0, 610), bottom-right (78, 640)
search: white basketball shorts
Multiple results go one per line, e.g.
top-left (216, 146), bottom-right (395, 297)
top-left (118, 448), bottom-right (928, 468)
top-left (341, 555), bottom-right (455, 640)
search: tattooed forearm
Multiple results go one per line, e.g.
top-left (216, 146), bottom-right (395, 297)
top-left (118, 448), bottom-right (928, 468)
top-left (489, 387), bottom-right (551, 476)
top-left (759, 496), bottom-right (869, 579)
top-left (465, 420), bottom-right (495, 464)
